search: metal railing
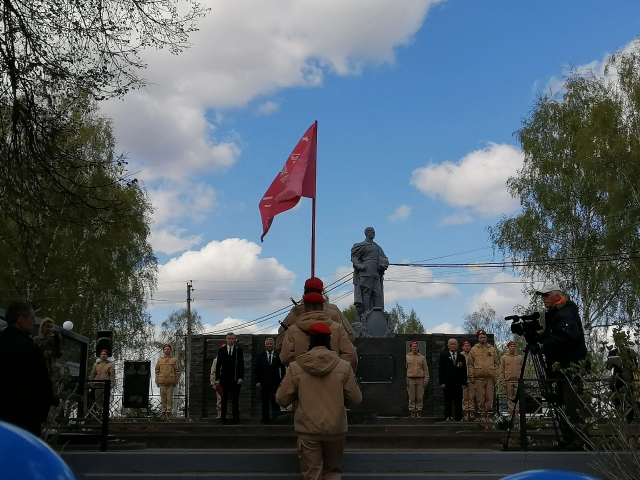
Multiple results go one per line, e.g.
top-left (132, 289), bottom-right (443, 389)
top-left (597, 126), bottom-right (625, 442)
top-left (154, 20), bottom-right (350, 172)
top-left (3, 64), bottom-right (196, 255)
top-left (53, 379), bottom-right (111, 452)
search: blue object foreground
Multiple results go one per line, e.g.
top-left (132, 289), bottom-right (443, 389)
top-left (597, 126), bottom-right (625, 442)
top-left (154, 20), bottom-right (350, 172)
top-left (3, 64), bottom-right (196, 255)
top-left (0, 420), bottom-right (75, 480)
top-left (503, 470), bottom-right (600, 480)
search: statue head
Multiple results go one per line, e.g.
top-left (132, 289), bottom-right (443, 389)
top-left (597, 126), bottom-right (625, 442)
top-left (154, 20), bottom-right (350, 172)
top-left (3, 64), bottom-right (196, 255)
top-left (364, 227), bottom-right (375, 240)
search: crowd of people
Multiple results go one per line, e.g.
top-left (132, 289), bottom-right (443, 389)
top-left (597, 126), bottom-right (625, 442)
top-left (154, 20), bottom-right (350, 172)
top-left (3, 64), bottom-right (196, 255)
top-left (0, 281), bottom-right (598, 476)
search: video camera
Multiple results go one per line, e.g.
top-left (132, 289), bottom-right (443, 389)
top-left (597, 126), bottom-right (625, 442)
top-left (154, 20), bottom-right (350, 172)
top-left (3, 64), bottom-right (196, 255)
top-left (504, 312), bottom-right (543, 339)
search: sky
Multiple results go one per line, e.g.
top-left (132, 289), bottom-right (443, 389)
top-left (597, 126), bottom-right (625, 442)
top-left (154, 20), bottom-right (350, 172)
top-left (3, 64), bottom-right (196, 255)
top-left (100, 0), bottom-right (640, 336)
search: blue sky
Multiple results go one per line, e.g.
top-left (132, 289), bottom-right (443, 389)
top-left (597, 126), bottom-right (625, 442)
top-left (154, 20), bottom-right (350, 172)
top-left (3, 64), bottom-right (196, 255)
top-left (101, 0), bottom-right (640, 335)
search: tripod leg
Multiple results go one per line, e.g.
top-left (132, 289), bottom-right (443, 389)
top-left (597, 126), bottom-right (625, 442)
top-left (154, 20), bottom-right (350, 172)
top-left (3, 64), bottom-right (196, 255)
top-left (505, 348), bottom-right (530, 450)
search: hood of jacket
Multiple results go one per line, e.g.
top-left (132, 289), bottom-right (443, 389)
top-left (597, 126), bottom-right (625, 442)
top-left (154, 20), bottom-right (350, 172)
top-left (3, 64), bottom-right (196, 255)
top-left (297, 311), bottom-right (333, 333)
top-left (296, 347), bottom-right (340, 376)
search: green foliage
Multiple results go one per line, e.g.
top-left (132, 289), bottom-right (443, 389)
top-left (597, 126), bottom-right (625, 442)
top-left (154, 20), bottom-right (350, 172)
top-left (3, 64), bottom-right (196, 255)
top-left (389, 302), bottom-right (426, 334)
top-left (342, 305), bottom-right (357, 324)
top-left (0, 0), bottom-right (206, 103)
top-left (0, 0), bottom-right (206, 276)
top-left (488, 44), bottom-right (640, 330)
top-left (0, 99), bottom-right (157, 355)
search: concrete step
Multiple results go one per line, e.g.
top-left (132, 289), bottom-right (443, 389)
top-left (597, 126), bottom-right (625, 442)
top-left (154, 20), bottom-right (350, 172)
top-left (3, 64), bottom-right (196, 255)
top-left (108, 423), bottom-right (493, 435)
top-left (98, 421), bottom-right (555, 450)
top-left (106, 433), bottom-right (508, 450)
top-left (62, 450), bottom-right (603, 479)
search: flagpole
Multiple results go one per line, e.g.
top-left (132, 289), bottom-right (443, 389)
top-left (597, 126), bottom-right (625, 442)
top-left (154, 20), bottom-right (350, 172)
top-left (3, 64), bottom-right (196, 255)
top-left (311, 197), bottom-right (316, 278)
top-left (311, 120), bottom-right (317, 278)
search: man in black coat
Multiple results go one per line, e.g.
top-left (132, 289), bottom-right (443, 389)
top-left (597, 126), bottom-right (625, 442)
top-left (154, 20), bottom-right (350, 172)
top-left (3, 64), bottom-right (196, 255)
top-left (214, 332), bottom-right (244, 424)
top-left (255, 337), bottom-right (285, 424)
top-left (439, 338), bottom-right (467, 421)
top-left (533, 284), bottom-right (588, 449)
top-left (0, 302), bottom-right (55, 436)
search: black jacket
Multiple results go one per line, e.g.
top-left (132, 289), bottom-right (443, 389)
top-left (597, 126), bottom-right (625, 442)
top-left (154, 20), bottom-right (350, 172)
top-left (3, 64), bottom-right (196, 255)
top-left (438, 349), bottom-right (467, 388)
top-left (215, 345), bottom-right (244, 388)
top-left (0, 327), bottom-right (54, 434)
top-left (540, 299), bottom-right (587, 369)
top-left (255, 350), bottom-right (285, 388)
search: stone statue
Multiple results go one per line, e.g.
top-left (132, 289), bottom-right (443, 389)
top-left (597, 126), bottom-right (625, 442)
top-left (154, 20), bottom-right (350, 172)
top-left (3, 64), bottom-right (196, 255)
top-left (351, 227), bottom-right (389, 318)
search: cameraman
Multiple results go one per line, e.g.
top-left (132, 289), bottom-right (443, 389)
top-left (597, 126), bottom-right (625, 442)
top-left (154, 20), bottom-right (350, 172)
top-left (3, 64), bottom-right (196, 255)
top-left (532, 284), bottom-right (588, 450)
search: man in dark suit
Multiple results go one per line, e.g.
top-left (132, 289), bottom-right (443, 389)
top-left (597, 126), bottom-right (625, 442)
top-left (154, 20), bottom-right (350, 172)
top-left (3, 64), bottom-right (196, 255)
top-left (439, 338), bottom-right (467, 421)
top-left (0, 302), bottom-right (56, 436)
top-left (255, 337), bottom-right (285, 424)
top-left (215, 332), bottom-right (244, 424)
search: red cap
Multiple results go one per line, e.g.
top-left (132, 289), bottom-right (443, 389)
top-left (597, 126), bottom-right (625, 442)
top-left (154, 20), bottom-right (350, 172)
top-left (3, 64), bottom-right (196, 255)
top-left (462, 340), bottom-right (470, 346)
top-left (308, 322), bottom-right (332, 335)
top-left (303, 292), bottom-right (325, 304)
top-left (476, 329), bottom-right (486, 337)
top-left (508, 341), bottom-right (516, 347)
top-left (100, 349), bottom-right (108, 354)
top-left (410, 341), bottom-right (419, 346)
top-left (304, 277), bottom-right (324, 292)
top-left (163, 343), bottom-right (172, 349)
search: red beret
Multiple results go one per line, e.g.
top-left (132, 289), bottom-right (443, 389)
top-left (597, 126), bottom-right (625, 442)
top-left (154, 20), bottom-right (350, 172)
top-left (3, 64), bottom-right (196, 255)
top-left (304, 277), bottom-right (324, 292)
top-left (462, 340), bottom-right (470, 346)
top-left (101, 349), bottom-right (108, 354)
top-left (476, 329), bottom-right (486, 337)
top-left (410, 341), bottom-right (419, 346)
top-left (303, 292), bottom-right (325, 304)
top-left (163, 343), bottom-right (172, 349)
top-left (508, 341), bottom-right (516, 347)
top-left (308, 322), bottom-right (331, 335)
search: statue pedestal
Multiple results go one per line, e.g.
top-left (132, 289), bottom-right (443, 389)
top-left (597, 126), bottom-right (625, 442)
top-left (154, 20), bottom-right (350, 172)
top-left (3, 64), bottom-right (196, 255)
top-left (352, 308), bottom-right (394, 338)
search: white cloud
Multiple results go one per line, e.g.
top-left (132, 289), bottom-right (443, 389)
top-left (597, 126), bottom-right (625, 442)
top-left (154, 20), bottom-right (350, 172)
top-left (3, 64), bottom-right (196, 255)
top-left (334, 264), bottom-right (460, 307)
top-left (102, 0), bottom-right (443, 181)
top-left (440, 212), bottom-right (473, 226)
top-left (150, 227), bottom-right (202, 255)
top-left (411, 142), bottom-right (523, 216)
top-left (257, 101), bottom-right (280, 116)
top-left (102, 95), bottom-right (241, 181)
top-left (155, 238), bottom-right (297, 312)
top-left (203, 317), bottom-right (279, 335)
top-left (148, 182), bottom-right (216, 226)
top-left (425, 322), bottom-right (465, 334)
top-left (542, 39), bottom-right (640, 96)
top-left (388, 204), bottom-right (412, 223)
top-left (467, 271), bottom-right (528, 318)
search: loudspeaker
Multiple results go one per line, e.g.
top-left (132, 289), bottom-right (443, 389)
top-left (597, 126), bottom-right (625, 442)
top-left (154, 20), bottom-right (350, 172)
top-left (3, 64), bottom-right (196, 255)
top-left (123, 361), bottom-right (151, 409)
top-left (96, 331), bottom-right (113, 357)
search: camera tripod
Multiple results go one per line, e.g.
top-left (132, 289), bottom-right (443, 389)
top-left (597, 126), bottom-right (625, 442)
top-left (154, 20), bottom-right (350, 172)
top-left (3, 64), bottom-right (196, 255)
top-left (504, 342), bottom-right (563, 450)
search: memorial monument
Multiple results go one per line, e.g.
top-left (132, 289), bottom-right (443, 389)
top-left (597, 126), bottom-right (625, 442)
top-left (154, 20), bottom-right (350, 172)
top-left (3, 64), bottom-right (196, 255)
top-left (350, 227), bottom-right (394, 337)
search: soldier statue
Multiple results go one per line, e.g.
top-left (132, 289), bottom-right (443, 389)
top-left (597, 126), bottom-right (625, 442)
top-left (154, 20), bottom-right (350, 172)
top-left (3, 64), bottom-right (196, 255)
top-left (351, 226), bottom-right (389, 318)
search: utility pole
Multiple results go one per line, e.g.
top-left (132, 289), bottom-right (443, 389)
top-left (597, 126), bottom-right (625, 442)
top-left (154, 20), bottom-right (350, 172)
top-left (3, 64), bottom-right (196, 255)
top-left (185, 280), bottom-right (194, 418)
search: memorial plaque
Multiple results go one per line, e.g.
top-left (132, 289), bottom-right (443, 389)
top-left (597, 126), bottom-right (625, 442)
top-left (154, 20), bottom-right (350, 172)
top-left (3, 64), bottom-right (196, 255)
top-left (357, 353), bottom-right (396, 383)
top-left (366, 309), bottom-right (389, 337)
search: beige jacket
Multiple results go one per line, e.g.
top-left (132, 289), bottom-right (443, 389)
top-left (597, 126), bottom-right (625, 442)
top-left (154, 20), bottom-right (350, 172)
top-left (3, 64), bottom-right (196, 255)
top-left (406, 352), bottom-right (429, 382)
top-left (276, 347), bottom-right (362, 437)
top-left (280, 311), bottom-right (358, 371)
top-left (155, 355), bottom-right (180, 386)
top-left (91, 360), bottom-right (114, 385)
top-left (468, 344), bottom-right (500, 380)
top-left (498, 353), bottom-right (523, 386)
top-left (461, 351), bottom-right (472, 380)
top-left (277, 302), bottom-right (355, 350)
top-left (209, 357), bottom-right (218, 386)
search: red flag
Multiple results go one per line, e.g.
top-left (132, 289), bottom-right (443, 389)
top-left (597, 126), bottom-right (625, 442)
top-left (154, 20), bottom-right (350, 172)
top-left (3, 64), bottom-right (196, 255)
top-left (259, 121), bottom-right (317, 241)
